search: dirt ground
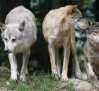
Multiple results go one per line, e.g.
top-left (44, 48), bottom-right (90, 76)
top-left (58, 73), bottom-right (99, 91)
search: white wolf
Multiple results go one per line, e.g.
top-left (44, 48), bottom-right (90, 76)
top-left (0, 6), bottom-right (37, 81)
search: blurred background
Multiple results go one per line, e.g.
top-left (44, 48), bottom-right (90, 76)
top-left (0, 0), bottom-right (98, 76)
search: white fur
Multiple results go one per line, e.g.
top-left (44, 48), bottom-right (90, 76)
top-left (9, 53), bottom-right (17, 80)
top-left (48, 37), bottom-right (57, 75)
top-left (1, 6), bottom-right (37, 81)
top-left (48, 36), bottom-right (69, 80)
top-left (61, 38), bottom-right (69, 80)
top-left (87, 62), bottom-right (98, 81)
top-left (56, 49), bottom-right (61, 77)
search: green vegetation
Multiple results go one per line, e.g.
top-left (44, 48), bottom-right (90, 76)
top-left (0, 68), bottom-right (76, 91)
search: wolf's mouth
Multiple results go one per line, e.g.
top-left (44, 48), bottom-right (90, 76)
top-left (96, 41), bottom-right (99, 44)
top-left (4, 50), bottom-right (12, 53)
top-left (77, 26), bottom-right (87, 31)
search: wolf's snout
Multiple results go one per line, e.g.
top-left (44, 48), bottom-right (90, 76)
top-left (85, 26), bottom-right (89, 30)
top-left (81, 26), bottom-right (89, 31)
top-left (77, 26), bottom-right (89, 32)
top-left (4, 49), bottom-right (11, 53)
top-left (97, 42), bottom-right (99, 44)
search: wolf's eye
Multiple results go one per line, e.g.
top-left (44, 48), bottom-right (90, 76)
top-left (79, 17), bottom-right (82, 20)
top-left (93, 30), bottom-right (97, 35)
top-left (78, 17), bottom-right (82, 21)
top-left (94, 30), bottom-right (97, 33)
top-left (5, 38), bottom-right (8, 41)
top-left (2, 29), bottom-right (5, 32)
top-left (12, 39), bottom-right (16, 42)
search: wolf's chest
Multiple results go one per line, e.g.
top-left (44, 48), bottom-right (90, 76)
top-left (50, 26), bottom-right (71, 37)
top-left (48, 36), bottom-right (69, 48)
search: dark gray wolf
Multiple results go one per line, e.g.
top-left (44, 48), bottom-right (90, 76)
top-left (84, 17), bottom-right (99, 82)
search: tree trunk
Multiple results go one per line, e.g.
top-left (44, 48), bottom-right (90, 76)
top-left (94, 0), bottom-right (99, 21)
top-left (1, 0), bottom-right (30, 23)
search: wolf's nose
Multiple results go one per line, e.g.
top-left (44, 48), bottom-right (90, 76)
top-left (4, 49), bottom-right (11, 53)
top-left (4, 49), bottom-right (8, 52)
top-left (96, 41), bottom-right (99, 44)
top-left (86, 27), bottom-right (89, 30)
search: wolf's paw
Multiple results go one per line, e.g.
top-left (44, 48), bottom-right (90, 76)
top-left (88, 72), bottom-right (98, 82)
top-left (61, 76), bottom-right (68, 81)
top-left (20, 75), bottom-right (26, 81)
top-left (61, 72), bottom-right (68, 81)
top-left (89, 75), bottom-right (98, 82)
top-left (94, 75), bottom-right (98, 82)
top-left (75, 70), bottom-right (82, 79)
top-left (52, 73), bottom-right (59, 79)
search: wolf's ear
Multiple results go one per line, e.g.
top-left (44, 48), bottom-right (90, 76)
top-left (70, 5), bottom-right (77, 14)
top-left (19, 21), bottom-right (25, 32)
top-left (86, 17), bottom-right (93, 27)
top-left (0, 22), bottom-right (6, 32)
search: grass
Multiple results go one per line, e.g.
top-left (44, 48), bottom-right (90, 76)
top-left (0, 67), bottom-right (76, 91)
top-left (91, 82), bottom-right (99, 90)
top-left (65, 82), bottom-right (76, 91)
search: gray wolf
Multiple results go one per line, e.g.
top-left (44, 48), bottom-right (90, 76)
top-left (0, 6), bottom-right (37, 81)
top-left (84, 17), bottom-right (99, 82)
top-left (42, 5), bottom-right (88, 80)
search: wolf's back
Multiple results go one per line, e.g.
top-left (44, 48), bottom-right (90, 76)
top-left (5, 6), bottom-right (36, 24)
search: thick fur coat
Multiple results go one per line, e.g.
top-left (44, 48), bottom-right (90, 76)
top-left (0, 6), bottom-right (37, 81)
top-left (42, 5), bottom-right (88, 80)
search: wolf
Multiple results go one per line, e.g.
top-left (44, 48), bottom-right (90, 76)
top-left (0, 6), bottom-right (37, 81)
top-left (84, 17), bottom-right (99, 82)
top-left (42, 5), bottom-right (88, 80)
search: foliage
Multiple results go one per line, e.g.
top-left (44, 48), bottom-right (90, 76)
top-left (0, 69), bottom-right (76, 91)
top-left (32, 0), bottom-right (45, 4)
top-left (0, 46), bottom-right (7, 57)
top-left (65, 82), bottom-right (76, 91)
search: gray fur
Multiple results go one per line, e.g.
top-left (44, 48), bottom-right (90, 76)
top-left (84, 18), bottom-right (99, 81)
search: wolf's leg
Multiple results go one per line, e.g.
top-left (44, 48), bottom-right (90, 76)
top-left (8, 53), bottom-right (17, 80)
top-left (26, 67), bottom-right (28, 75)
top-left (48, 45), bottom-right (58, 78)
top-left (84, 57), bottom-right (90, 81)
top-left (70, 28), bottom-right (82, 79)
top-left (55, 48), bottom-right (61, 77)
top-left (61, 38), bottom-right (70, 80)
top-left (20, 50), bottom-right (30, 81)
top-left (86, 62), bottom-right (98, 82)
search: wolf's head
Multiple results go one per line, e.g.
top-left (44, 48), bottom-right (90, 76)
top-left (86, 17), bottom-right (99, 44)
top-left (0, 21), bottom-right (25, 53)
top-left (62, 5), bottom-right (88, 31)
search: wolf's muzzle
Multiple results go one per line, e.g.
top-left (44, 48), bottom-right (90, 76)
top-left (4, 49), bottom-right (11, 53)
top-left (77, 26), bottom-right (89, 31)
top-left (96, 41), bottom-right (99, 44)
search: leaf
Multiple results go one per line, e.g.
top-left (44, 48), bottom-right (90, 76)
top-left (32, 0), bottom-right (37, 3)
top-left (39, 0), bottom-right (45, 4)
